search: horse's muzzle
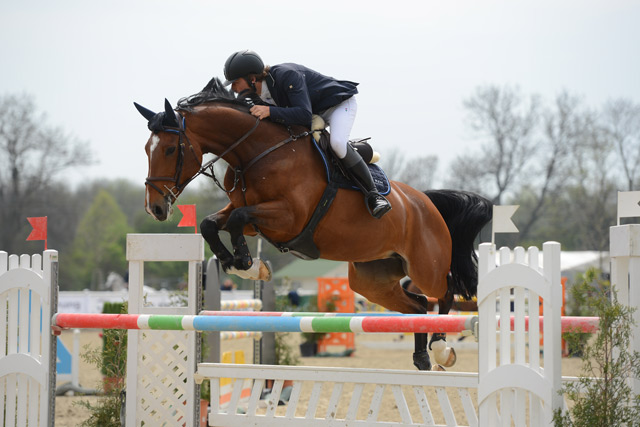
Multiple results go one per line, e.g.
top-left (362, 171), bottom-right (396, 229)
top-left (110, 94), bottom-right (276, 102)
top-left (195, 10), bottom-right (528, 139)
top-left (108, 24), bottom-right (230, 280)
top-left (147, 201), bottom-right (171, 221)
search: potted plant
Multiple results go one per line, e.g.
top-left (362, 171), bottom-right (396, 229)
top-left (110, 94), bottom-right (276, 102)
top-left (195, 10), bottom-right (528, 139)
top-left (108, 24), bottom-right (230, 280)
top-left (299, 332), bottom-right (327, 357)
top-left (101, 302), bottom-right (127, 392)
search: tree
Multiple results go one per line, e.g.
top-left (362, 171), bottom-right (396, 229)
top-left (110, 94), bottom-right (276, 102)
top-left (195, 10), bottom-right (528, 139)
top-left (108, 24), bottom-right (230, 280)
top-left (63, 190), bottom-right (131, 290)
top-left (602, 98), bottom-right (640, 191)
top-left (514, 92), bottom-right (586, 240)
top-left (0, 93), bottom-right (92, 251)
top-left (378, 148), bottom-right (438, 190)
top-left (563, 113), bottom-right (618, 252)
top-left (446, 85), bottom-right (540, 204)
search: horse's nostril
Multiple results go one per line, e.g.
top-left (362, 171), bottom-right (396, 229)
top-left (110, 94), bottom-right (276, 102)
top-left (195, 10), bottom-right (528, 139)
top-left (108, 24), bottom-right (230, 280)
top-left (153, 205), bottom-right (164, 217)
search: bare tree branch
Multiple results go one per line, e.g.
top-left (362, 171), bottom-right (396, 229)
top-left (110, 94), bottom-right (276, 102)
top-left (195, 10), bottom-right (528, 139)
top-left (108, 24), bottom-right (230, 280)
top-left (379, 148), bottom-right (438, 190)
top-left (602, 98), bottom-right (640, 190)
top-left (446, 85), bottom-right (539, 204)
top-left (0, 93), bottom-right (94, 249)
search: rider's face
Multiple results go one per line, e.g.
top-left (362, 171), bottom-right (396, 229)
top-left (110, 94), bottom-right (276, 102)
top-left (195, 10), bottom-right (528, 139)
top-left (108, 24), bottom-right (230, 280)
top-left (231, 78), bottom-right (251, 94)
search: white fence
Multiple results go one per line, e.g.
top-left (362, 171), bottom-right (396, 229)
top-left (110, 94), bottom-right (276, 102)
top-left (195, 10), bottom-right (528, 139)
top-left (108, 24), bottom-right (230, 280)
top-left (0, 251), bottom-right (58, 427)
top-left (195, 241), bottom-right (564, 426)
top-left (2, 226), bottom-right (639, 426)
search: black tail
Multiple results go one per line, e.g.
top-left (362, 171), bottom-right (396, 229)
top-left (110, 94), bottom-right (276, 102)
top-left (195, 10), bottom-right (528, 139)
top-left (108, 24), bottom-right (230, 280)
top-left (425, 189), bottom-right (493, 300)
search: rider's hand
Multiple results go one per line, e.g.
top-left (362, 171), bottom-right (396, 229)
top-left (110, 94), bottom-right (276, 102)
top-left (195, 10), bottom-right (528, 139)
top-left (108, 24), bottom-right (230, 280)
top-left (250, 105), bottom-right (270, 120)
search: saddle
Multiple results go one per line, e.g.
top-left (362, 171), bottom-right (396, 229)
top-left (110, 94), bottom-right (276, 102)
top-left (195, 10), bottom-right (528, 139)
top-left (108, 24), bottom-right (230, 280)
top-left (265, 116), bottom-right (391, 260)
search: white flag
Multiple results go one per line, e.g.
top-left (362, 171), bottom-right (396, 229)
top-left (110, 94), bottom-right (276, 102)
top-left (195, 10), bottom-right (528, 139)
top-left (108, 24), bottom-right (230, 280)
top-left (617, 191), bottom-right (640, 223)
top-left (493, 205), bottom-right (519, 233)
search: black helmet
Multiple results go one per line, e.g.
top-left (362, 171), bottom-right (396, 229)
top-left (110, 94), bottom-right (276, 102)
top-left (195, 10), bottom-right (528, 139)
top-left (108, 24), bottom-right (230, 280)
top-left (223, 50), bottom-right (264, 86)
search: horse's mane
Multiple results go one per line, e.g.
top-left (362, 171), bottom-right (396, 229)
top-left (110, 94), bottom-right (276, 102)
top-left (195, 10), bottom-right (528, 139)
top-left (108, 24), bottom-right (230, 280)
top-left (177, 77), bottom-right (251, 113)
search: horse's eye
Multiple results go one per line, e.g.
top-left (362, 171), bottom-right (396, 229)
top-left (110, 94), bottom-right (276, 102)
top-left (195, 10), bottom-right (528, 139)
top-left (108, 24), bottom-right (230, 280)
top-left (165, 146), bottom-right (176, 156)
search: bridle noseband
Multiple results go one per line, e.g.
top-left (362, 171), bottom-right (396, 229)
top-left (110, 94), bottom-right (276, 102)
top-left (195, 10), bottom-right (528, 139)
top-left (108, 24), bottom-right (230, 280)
top-left (145, 111), bottom-right (311, 204)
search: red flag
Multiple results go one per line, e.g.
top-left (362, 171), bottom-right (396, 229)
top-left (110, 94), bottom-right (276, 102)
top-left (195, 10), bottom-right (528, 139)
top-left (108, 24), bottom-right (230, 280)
top-left (27, 216), bottom-right (48, 250)
top-left (177, 205), bottom-right (197, 233)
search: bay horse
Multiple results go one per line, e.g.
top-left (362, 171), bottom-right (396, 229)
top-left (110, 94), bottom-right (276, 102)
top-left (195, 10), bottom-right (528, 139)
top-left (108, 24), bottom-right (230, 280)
top-left (134, 79), bottom-right (492, 371)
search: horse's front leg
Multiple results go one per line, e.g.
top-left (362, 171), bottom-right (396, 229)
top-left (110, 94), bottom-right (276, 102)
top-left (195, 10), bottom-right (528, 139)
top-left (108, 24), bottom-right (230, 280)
top-left (200, 204), bottom-right (235, 271)
top-left (225, 206), bottom-right (254, 270)
top-left (223, 205), bottom-right (272, 281)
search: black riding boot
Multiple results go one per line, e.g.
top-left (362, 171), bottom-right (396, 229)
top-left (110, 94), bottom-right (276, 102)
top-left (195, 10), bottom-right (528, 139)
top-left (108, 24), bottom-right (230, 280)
top-left (341, 145), bottom-right (391, 219)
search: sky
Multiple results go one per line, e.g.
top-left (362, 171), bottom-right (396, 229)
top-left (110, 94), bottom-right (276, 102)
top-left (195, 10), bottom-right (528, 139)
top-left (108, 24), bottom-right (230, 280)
top-left (1, 0), bottom-right (639, 190)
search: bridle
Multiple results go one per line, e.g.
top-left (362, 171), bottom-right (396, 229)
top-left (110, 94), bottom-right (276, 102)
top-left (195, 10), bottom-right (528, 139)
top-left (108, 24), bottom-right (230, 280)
top-left (146, 111), bottom-right (310, 203)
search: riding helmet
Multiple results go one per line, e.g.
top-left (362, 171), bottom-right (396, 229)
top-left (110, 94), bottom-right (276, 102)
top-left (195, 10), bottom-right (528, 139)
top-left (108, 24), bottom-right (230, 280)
top-left (223, 50), bottom-right (264, 86)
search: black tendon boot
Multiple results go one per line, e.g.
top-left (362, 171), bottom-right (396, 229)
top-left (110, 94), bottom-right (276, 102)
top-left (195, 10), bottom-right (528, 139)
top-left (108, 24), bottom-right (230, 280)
top-left (340, 145), bottom-right (391, 219)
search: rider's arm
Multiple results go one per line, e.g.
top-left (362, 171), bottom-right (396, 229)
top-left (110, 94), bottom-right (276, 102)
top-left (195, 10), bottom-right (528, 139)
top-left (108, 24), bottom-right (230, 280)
top-left (268, 69), bottom-right (313, 128)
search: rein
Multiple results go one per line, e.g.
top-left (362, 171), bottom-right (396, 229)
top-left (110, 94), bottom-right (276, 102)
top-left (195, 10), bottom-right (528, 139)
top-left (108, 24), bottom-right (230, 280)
top-left (146, 113), bottom-right (310, 202)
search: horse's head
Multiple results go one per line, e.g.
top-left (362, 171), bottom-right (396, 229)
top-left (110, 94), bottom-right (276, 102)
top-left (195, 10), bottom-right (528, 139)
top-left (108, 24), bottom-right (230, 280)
top-left (134, 99), bottom-right (203, 221)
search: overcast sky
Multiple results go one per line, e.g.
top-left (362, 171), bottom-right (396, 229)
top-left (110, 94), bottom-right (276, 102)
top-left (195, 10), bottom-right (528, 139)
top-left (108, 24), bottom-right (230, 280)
top-left (2, 0), bottom-right (638, 189)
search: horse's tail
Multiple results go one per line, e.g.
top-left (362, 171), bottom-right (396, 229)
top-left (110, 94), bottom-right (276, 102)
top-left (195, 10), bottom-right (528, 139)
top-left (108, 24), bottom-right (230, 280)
top-left (424, 189), bottom-right (493, 301)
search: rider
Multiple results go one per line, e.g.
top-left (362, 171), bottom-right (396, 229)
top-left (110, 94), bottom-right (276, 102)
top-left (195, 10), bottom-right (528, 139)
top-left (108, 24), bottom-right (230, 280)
top-left (222, 49), bottom-right (391, 219)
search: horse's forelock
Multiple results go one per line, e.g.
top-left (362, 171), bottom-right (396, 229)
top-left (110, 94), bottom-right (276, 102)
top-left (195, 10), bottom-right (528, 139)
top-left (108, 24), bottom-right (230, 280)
top-left (148, 112), bottom-right (167, 133)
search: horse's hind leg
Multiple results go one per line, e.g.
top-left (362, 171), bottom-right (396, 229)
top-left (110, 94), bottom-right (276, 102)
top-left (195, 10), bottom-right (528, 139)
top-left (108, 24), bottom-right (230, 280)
top-left (400, 285), bottom-right (433, 371)
top-left (429, 282), bottom-right (457, 368)
top-left (348, 260), bottom-right (434, 371)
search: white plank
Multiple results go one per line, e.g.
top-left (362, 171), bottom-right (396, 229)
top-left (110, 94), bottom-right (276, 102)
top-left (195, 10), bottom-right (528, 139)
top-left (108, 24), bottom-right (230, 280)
top-left (435, 386), bottom-right (456, 426)
top-left (500, 390), bottom-right (513, 427)
top-left (391, 385), bottom-right (412, 425)
top-left (126, 233), bottom-right (204, 261)
top-left (345, 383), bottom-right (364, 421)
top-left (413, 386), bottom-right (435, 426)
top-left (265, 378), bottom-right (284, 417)
top-left (28, 378), bottom-right (40, 427)
top-left (5, 373), bottom-right (17, 427)
top-left (366, 385), bottom-right (385, 423)
top-left (284, 380), bottom-right (303, 418)
top-left (458, 387), bottom-right (478, 427)
top-left (325, 382), bottom-right (343, 419)
top-left (228, 376), bottom-right (248, 416)
top-left (246, 378), bottom-right (263, 415)
top-left (304, 382), bottom-right (323, 419)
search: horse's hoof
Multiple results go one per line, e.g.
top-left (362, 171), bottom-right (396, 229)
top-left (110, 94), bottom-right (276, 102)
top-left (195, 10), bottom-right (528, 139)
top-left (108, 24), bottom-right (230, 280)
top-left (436, 347), bottom-right (457, 367)
top-left (413, 351), bottom-right (432, 371)
top-left (431, 340), bottom-right (457, 367)
top-left (226, 258), bottom-right (271, 281)
top-left (258, 259), bottom-right (272, 282)
top-left (432, 364), bottom-right (446, 372)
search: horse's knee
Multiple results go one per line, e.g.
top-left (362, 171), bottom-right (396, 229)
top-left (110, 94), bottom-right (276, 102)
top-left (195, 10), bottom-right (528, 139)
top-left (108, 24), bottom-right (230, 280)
top-left (226, 209), bottom-right (252, 235)
top-left (200, 216), bottom-right (218, 238)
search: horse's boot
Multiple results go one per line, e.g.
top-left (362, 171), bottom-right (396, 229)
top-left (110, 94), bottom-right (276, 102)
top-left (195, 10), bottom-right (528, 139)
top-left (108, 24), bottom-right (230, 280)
top-left (341, 145), bottom-right (391, 219)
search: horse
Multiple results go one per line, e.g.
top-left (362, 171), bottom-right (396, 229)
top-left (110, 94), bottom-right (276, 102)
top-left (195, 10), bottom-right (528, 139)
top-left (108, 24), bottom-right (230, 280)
top-left (134, 78), bottom-right (492, 371)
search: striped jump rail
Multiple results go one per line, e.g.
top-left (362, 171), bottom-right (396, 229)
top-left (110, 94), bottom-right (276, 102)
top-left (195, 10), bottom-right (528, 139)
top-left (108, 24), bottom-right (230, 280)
top-left (52, 313), bottom-right (599, 333)
top-left (202, 310), bottom-right (600, 333)
top-left (52, 313), bottom-right (478, 334)
top-left (220, 299), bottom-right (262, 310)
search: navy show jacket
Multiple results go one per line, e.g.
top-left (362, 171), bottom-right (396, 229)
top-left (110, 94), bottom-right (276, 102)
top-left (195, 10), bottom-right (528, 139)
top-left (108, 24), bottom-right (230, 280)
top-left (264, 63), bottom-right (358, 128)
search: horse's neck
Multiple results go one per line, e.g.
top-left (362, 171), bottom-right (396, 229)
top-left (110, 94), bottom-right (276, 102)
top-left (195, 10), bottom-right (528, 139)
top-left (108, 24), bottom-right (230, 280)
top-left (192, 107), bottom-right (308, 168)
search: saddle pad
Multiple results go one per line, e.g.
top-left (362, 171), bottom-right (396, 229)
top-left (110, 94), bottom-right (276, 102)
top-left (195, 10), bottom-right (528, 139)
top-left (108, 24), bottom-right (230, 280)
top-left (312, 138), bottom-right (391, 196)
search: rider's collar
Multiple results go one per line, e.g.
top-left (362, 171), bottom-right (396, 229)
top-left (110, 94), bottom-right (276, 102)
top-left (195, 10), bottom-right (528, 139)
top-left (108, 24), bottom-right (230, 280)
top-left (260, 80), bottom-right (276, 105)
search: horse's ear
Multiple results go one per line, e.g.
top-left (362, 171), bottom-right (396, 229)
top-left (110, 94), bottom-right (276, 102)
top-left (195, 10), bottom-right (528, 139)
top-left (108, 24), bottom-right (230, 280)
top-left (164, 98), bottom-right (179, 127)
top-left (134, 102), bottom-right (156, 121)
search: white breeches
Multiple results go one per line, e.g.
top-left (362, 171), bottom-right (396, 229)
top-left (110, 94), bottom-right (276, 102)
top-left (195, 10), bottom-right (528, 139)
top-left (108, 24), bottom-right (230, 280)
top-left (319, 96), bottom-right (358, 159)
